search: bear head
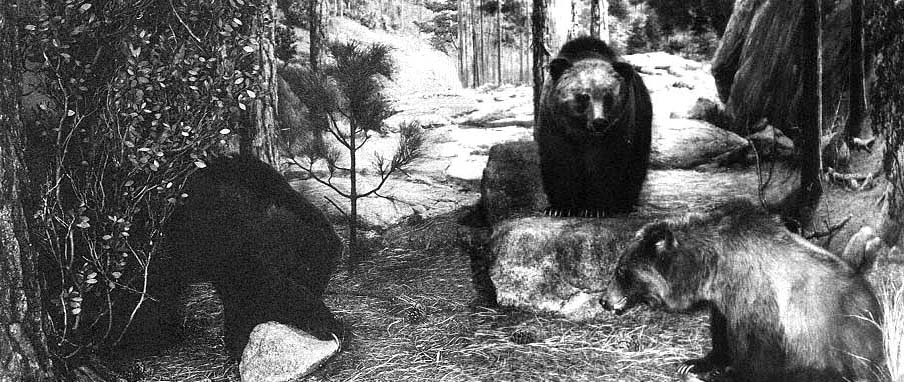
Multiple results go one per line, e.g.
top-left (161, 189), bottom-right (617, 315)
top-left (602, 220), bottom-right (714, 315)
top-left (547, 57), bottom-right (638, 140)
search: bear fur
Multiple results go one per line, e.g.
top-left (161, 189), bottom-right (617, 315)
top-left (535, 36), bottom-right (653, 217)
top-left (602, 198), bottom-right (884, 382)
top-left (155, 155), bottom-right (344, 358)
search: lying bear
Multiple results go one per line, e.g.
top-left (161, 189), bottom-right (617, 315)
top-left (153, 155), bottom-right (344, 359)
top-left (602, 198), bottom-right (884, 382)
top-left (535, 36), bottom-right (652, 217)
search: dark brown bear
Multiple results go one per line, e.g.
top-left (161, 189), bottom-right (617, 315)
top-left (602, 198), bottom-right (884, 382)
top-left (535, 36), bottom-right (652, 217)
top-left (155, 155), bottom-right (345, 359)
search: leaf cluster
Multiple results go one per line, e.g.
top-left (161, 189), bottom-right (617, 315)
top-left (20, 0), bottom-right (269, 356)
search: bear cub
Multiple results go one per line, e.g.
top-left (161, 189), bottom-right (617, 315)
top-left (602, 198), bottom-right (884, 382)
top-left (535, 36), bottom-right (653, 217)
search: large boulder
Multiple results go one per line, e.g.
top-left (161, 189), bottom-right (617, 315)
top-left (479, 141), bottom-right (547, 225)
top-left (489, 217), bottom-right (647, 320)
top-left (240, 322), bottom-right (340, 382)
top-left (651, 118), bottom-right (748, 169)
top-left (713, 0), bottom-right (854, 136)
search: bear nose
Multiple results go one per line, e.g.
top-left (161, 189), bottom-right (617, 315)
top-left (601, 295), bottom-right (628, 315)
top-left (590, 118), bottom-right (610, 132)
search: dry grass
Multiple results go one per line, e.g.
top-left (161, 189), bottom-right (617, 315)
top-left (877, 276), bottom-right (904, 382)
top-left (127, 214), bottom-right (707, 381)
top-left (125, 212), bottom-right (904, 382)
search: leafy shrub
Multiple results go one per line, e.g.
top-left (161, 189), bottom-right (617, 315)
top-left (20, 0), bottom-right (267, 356)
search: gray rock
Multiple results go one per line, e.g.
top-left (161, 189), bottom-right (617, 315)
top-left (489, 216), bottom-right (646, 320)
top-left (651, 118), bottom-right (749, 169)
top-left (239, 321), bottom-right (339, 382)
top-left (479, 141), bottom-right (547, 224)
top-left (747, 124), bottom-right (795, 161)
top-left (685, 97), bottom-right (732, 130)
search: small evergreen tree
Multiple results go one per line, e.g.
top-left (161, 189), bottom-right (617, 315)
top-left (282, 41), bottom-right (425, 269)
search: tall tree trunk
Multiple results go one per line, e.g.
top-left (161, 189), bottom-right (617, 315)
top-left (519, 8), bottom-right (525, 84)
top-left (532, 0), bottom-right (547, 124)
top-left (547, 0), bottom-right (570, 55)
top-left (479, 0), bottom-right (485, 86)
top-left (309, 0), bottom-right (322, 72)
top-left (590, 0), bottom-right (599, 38)
top-left (600, 0), bottom-right (609, 42)
top-left (496, 0), bottom-right (502, 84)
top-left (569, 0), bottom-right (576, 39)
top-left (0, 2), bottom-right (56, 379)
top-left (248, 0), bottom-right (279, 166)
top-left (347, 122), bottom-right (359, 268)
top-left (845, 0), bottom-right (864, 142)
top-left (797, 0), bottom-right (823, 226)
top-left (471, 0), bottom-right (480, 86)
top-left (458, 0), bottom-right (465, 85)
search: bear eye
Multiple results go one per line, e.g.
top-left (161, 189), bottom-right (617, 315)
top-left (573, 93), bottom-right (590, 111)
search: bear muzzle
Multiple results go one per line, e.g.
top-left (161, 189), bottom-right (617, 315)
top-left (601, 293), bottom-right (629, 315)
top-left (588, 117), bottom-right (612, 134)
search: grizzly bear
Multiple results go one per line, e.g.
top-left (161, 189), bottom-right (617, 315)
top-left (155, 155), bottom-right (345, 359)
top-left (601, 198), bottom-right (884, 382)
top-left (535, 36), bottom-right (652, 217)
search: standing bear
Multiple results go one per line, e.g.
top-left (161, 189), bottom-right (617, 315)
top-left (155, 154), bottom-right (345, 359)
top-left (535, 36), bottom-right (653, 217)
top-left (602, 198), bottom-right (884, 382)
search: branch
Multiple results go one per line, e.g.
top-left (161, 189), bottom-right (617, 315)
top-left (357, 169), bottom-right (394, 198)
top-left (287, 156), bottom-right (352, 199)
top-left (169, 0), bottom-right (202, 45)
top-left (356, 132), bottom-right (371, 150)
top-left (825, 168), bottom-right (881, 191)
top-left (324, 196), bottom-right (347, 217)
top-left (805, 215), bottom-right (852, 240)
top-left (326, 113), bottom-right (351, 149)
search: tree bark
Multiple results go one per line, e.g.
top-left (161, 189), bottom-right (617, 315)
top-left (0, 2), bottom-right (56, 379)
top-left (600, 0), bottom-right (609, 42)
top-left (309, 0), bottom-right (322, 72)
top-left (797, 0), bottom-right (823, 226)
top-left (845, 0), bottom-right (864, 142)
top-left (590, 0), bottom-right (599, 38)
top-left (471, 0), bottom-right (480, 86)
top-left (458, 0), bottom-right (465, 85)
top-left (532, 0), bottom-right (547, 124)
top-left (248, 0), bottom-right (279, 166)
top-left (496, 0), bottom-right (502, 84)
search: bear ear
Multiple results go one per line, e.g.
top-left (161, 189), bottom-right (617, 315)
top-left (548, 58), bottom-right (572, 82)
top-left (653, 229), bottom-right (678, 254)
top-left (612, 61), bottom-right (638, 82)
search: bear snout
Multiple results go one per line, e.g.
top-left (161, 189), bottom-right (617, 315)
top-left (601, 294), bottom-right (629, 315)
top-left (589, 117), bottom-right (610, 133)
